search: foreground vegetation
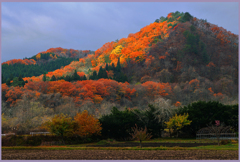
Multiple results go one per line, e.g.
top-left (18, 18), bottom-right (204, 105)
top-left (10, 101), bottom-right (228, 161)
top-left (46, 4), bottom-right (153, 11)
top-left (2, 101), bottom-right (238, 143)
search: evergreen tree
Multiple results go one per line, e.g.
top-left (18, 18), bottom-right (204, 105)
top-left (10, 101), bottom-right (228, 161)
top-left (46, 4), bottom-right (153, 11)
top-left (2, 75), bottom-right (6, 84)
top-left (96, 66), bottom-right (108, 79)
top-left (115, 72), bottom-right (128, 83)
top-left (65, 75), bottom-right (71, 82)
top-left (51, 75), bottom-right (56, 81)
top-left (10, 74), bottom-right (25, 87)
top-left (90, 71), bottom-right (98, 80)
top-left (102, 68), bottom-right (108, 79)
top-left (72, 70), bottom-right (81, 81)
top-left (116, 57), bottom-right (121, 72)
top-left (42, 73), bottom-right (47, 82)
top-left (111, 63), bottom-right (115, 71)
top-left (9, 73), bottom-right (14, 81)
top-left (82, 75), bottom-right (87, 80)
top-left (18, 74), bottom-right (25, 87)
top-left (105, 63), bottom-right (109, 71)
top-left (97, 66), bottom-right (104, 79)
top-left (58, 76), bottom-right (65, 80)
top-left (11, 77), bottom-right (19, 87)
top-left (93, 71), bottom-right (98, 80)
top-left (6, 79), bottom-right (11, 86)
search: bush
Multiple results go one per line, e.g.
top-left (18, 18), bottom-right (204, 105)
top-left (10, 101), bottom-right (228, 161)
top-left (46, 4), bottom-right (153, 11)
top-left (231, 139), bottom-right (238, 144)
top-left (107, 138), bottom-right (116, 143)
top-left (97, 138), bottom-right (116, 145)
top-left (97, 140), bottom-right (110, 145)
top-left (25, 135), bottom-right (42, 146)
top-left (2, 134), bottom-right (99, 146)
top-left (2, 135), bottom-right (60, 146)
top-left (220, 139), bottom-right (231, 145)
top-left (2, 136), bottom-right (16, 146)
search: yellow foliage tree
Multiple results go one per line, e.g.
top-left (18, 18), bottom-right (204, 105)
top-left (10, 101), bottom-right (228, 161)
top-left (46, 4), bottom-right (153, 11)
top-left (50, 54), bottom-right (53, 59)
top-left (165, 113), bottom-right (191, 137)
top-left (110, 45), bottom-right (123, 61)
top-left (36, 53), bottom-right (41, 60)
top-left (41, 113), bottom-right (76, 144)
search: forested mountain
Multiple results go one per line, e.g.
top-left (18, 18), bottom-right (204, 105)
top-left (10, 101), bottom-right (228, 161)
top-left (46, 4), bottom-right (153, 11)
top-left (2, 48), bottom-right (94, 82)
top-left (1, 11), bottom-right (238, 135)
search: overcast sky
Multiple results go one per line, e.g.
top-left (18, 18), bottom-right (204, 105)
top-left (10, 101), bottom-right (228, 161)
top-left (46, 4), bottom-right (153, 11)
top-left (1, 2), bottom-right (239, 63)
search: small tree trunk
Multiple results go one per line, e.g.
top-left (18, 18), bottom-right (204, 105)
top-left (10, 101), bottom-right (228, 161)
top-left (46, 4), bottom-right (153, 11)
top-left (140, 139), bottom-right (142, 148)
top-left (217, 132), bottom-right (220, 146)
top-left (61, 135), bottom-right (65, 145)
top-left (174, 128), bottom-right (177, 138)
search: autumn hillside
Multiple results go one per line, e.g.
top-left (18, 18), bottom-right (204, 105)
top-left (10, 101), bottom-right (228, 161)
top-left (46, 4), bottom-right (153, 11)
top-left (1, 11), bottom-right (238, 134)
top-left (2, 48), bottom-right (94, 82)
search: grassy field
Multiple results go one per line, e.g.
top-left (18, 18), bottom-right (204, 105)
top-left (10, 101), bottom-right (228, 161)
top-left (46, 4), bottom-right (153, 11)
top-left (2, 138), bottom-right (238, 151)
top-left (2, 144), bottom-right (238, 151)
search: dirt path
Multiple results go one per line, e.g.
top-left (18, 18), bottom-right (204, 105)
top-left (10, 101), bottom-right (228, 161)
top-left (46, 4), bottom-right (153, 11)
top-left (2, 149), bottom-right (238, 160)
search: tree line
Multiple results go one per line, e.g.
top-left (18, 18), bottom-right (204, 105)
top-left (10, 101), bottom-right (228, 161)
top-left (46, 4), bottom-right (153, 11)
top-left (2, 100), bottom-right (237, 141)
top-left (99, 101), bottom-right (238, 140)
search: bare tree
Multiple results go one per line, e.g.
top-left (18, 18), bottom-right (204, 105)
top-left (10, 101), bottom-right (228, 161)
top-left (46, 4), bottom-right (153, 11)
top-left (206, 120), bottom-right (232, 146)
top-left (150, 98), bottom-right (176, 126)
top-left (130, 124), bottom-right (152, 148)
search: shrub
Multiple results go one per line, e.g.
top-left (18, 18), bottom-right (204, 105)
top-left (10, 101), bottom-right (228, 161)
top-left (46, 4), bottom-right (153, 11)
top-left (2, 135), bottom-right (62, 146)
top-left (220, 139), bottom-right (231, 145)
top-left (97, 140), bottom-right (109, 145)
top-left (25, 135), bottom-right (43, 146)
top-left (231, 139), bottom-right (238, 144)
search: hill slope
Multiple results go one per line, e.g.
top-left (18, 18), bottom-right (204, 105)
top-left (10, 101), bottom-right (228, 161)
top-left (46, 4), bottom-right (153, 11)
top-left (1, 12), bottom-right (238, 134)
top-left (2, 48), bottom-right (94, 83)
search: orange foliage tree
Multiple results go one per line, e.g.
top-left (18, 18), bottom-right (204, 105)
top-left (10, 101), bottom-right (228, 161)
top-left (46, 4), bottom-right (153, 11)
top-left (2, 59), bottom-right (36, 65)
top-left (189, 79), bottom-right (200, 89)
top-left (74, 110), bottom-right (102, 137)
top-left (142, 81), bottom-right (171, 98)
top-left (5, 86), bottom-right (24, 106)
top-left (174, 101), bottom-right (181, 107)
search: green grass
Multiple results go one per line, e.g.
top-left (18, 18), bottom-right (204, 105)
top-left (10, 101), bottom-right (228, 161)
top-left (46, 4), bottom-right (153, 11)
top-left (2, 138), bottom-right (238, 151)
top-left (67, 138), bottom-right (221, 146)
top-left (2, 144), bottom-right (238, 151)
top-left (191, 143), bottom-right (238, 150)
top-left (146, 138), bottom-right (218, 143)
